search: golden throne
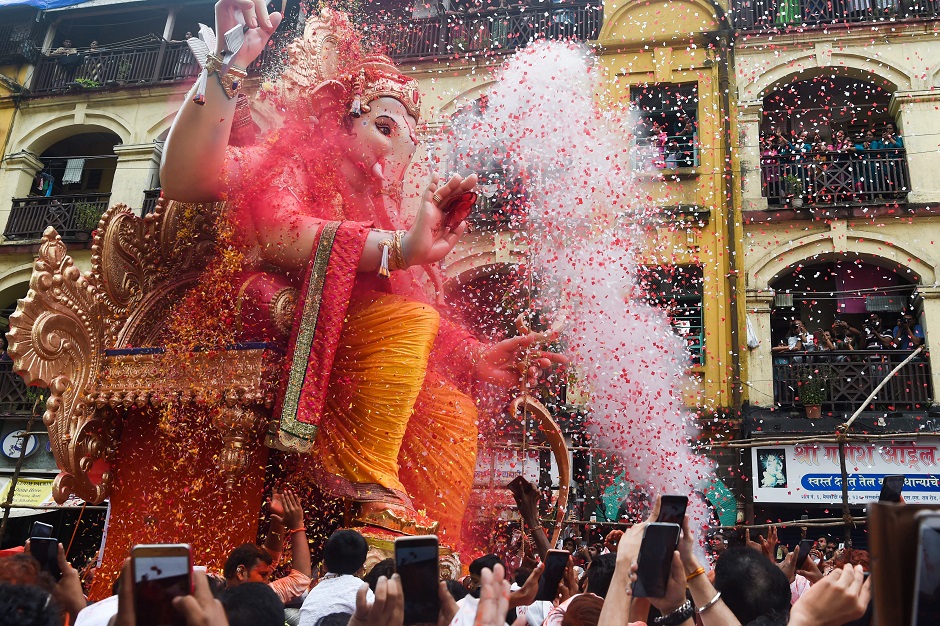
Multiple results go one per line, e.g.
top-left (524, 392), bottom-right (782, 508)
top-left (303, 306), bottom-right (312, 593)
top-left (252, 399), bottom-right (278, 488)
top-left (7, 199), bottom-right (284, 595)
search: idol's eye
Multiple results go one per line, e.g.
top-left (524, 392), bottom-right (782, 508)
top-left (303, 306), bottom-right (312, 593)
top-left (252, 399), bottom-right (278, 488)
top-left (375, 116), bottom-right (395, 137)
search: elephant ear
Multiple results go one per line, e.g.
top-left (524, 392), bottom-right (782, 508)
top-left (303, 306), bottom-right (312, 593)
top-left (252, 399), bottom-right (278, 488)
top-left (307, 80), bottom-right (349, 121)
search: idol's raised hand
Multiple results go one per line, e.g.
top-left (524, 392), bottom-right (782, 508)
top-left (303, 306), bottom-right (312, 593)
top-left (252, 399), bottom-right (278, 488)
top-left (215, 0), bottom-right (282, 67)
top-left (476, 330), bottom-right (568, 389)
top-left (403, 173), bottom-right (477, 266)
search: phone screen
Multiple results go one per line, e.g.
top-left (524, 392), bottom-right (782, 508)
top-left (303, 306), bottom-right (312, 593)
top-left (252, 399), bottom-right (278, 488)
top-left (535, 550), bottom-right (570, 602)
top-left (29, 538), bottom-right (61, 580)
top-left (30, 521), bottom-right (53, 539)
top-left (913, 521), bottom-right (940, 625)
top-left (395, 536), bottom-right (440, 625)
top-left (632, 523), bottom-right (681, 598)
top-left (133, 552), bottom-right (191, 626)
top-left (657, 496), bottom-right (689, 525)
top-left (879, 475), bottom-right (905, 502)
top-left (795, 539), bottom-right (815, 569)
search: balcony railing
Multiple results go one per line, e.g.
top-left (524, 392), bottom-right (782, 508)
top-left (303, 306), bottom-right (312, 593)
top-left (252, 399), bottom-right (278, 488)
top-left (773, 350), bottom-right (932, 412)
top-left (4, 193), bottom-right (110, 242)
top-left (761, 150), bottom-right (909, 206)
top-left (0, 360), bottom-right (37, 415)
top-left (142, 188), bottom-right (162, 216)
top-left (0, 13), bottom-right (43, 65)
top-left (364, 2), bottom-right (603, 61)
top-left (733, 0), bottom-right (940, 30)
top-left (632, 134), bottom-right (700, 171)
top-left (30, 41), bottom-right (199, 95)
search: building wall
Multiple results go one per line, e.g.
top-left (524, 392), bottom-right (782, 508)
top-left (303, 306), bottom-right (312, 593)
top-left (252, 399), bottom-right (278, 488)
top-left (735, 20), bottom-right (940, 410)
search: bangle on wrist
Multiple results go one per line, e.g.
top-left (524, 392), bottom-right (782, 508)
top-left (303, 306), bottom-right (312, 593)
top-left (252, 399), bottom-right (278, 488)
top-left (696, 591), bottom-right (722, 614)
top-left (287, 528), bottom-right (306, 537)
top-left (686, 566), bottom-right (706, 581)
top-left (377, 230), bottom-right (408, 278)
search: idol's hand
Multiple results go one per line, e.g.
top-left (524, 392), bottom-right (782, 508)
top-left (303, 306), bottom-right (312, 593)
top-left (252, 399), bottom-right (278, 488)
top-left (403, 173), bottom-right (477, 266)
top-left (476, 330), bottom-right (568, 389)
top-left (215, 0), bottom-right (282, 67)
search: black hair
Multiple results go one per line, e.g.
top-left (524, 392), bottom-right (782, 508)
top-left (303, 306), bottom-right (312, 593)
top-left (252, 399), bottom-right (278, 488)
top-left (323, 530), bottom-right (368, 575)
top-left (714, 548), bottom-right (791, 624)
top-left (223, 544), bottom-right (273, 580)
top-left (0, 583), bottom-right (62, 626)
top-left (363, 558), bottom-right (396, 592)
top-left (445, 579), bottom-right (468, 602)
top-left (316, 612), bottom-right (355, 626)
top-left (469, 554), bottom-right (503, 577)
top-left (513, 567), bottom-right (532, 587)
top-left (585, 553), bottom-right (616, 598)
top-left (219, 582), bottom-right (285, 626)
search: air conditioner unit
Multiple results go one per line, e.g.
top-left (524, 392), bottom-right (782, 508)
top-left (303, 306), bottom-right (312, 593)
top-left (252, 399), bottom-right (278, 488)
top-left (774, 293), bottom-right (794, 308)
top-left (866, 295), bottom-right (905, 312)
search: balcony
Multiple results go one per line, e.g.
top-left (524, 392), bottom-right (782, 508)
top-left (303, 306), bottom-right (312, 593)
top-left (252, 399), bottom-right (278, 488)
top-left (142, 188), bottom-right (162, 216)
top-left (29, 41), bottom-right (199, 96)
top-left (364, 2), bottom-right (603, 62)
top-left (4, 193), bottom-right (110, 242)
top-left (761, 150), bottom-right (909, 207)
top-left (773, 350), bottom-right (933, 412)
top-left (0, 361), bottom-right (37, 416)
top-left (733, 0), bottom-right (940, 30)
top-left (0, 13), bottom-right (43, 65)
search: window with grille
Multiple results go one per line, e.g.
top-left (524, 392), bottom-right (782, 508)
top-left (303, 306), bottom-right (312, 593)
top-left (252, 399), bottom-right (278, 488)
top-left (629, 83), bottom-right (700, 169)
top-left (638, 265), bottom-right (705, 365)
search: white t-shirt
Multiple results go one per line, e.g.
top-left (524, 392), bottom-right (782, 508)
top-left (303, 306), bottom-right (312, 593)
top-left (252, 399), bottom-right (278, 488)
top-left (298, 574), bottom-right (373, 626)
top-left (74, 594), bottom-right (119, 626)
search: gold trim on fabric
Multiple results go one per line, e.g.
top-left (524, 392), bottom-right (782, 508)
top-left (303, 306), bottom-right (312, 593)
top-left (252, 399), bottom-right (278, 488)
top-left (278, 221), bottom-right (341, 451)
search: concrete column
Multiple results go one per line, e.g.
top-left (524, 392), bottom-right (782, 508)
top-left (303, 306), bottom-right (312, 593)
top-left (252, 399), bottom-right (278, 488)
top-left (919, 286), bottom-right (940, 402)
top-left (739, 102), bottom-right (767, 212)
top-left (745, 288), bottom-right (775, 407)
top-left (111, 143), bottom-right (162, 210)
top-left (891, 91), bottom-right (940, 205)
top-left (0, 152), bottom-right (44, 241)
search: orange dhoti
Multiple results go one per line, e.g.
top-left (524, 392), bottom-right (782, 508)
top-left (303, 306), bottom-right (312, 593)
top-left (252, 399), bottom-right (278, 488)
top-left (311, 291), bottom-right (478, 540)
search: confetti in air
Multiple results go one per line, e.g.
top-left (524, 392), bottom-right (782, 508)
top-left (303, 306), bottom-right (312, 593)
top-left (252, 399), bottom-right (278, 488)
top-left (446, 40), bottom-right (716, 530)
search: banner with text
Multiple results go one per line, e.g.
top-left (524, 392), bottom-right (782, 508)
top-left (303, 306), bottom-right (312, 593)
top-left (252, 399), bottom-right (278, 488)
top-left (751, 439), bottom-right (940, 504)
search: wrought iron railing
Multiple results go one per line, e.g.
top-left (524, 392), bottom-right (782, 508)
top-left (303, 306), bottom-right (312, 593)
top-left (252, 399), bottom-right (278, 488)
top-left (5, 193), bottom-right (110, 241)
top-left (773, 350), bottom-right (932, 411)
top-left (733, 0), bottom-right (940, 30)
top-left (0, 360), bottom-right (37, 415)
top-left (30, 41), bottom-right (199, 95)
top-left (632, 134), bottom-right (700, 170)
top-left (142, 188), bottom-right (162, 216)
top-left (761, 150), bottom-right (909, 206)
top-left (0, 12), bottom-right (43, 65)
top-left (364, 2), bottom-right (603, 62)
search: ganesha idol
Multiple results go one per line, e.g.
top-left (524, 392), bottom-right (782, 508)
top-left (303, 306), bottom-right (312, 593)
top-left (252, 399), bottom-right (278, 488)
top-left (6, 4), bottom-right (564, 584)
top-left (162, 6), bottom-right (490, 541)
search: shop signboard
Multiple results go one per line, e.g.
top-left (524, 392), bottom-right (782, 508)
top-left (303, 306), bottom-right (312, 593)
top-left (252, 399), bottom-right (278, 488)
top-left (752, 439), bottom-right (940, 504)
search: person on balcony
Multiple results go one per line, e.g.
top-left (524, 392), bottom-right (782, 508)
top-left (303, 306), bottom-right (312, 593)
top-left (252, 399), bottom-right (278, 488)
top-left (880, 123), bottom-right (905, 198)
top-left (861, 313), bottom-right (895, 351)
top-left (892, 313), bottom-right (924, 350)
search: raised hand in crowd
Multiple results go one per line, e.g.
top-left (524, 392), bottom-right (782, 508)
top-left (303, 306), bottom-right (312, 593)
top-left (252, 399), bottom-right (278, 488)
top-left (745, 527), bottom-right (778, 561)
top-left (474, 564), bottom-right (526, 626)
top-left (508, 562), bottom-right (544, 608)
top-left (776, 545), bottom-right (799, 583)
top-left (788, 564), bottom-right (870, 626)
top-left (555, 558), bottom-right (579, 605)
top-left (349, 574), bottom-right (403, 626)
top-left (508, 477), bottom-right (550, 560)
top-left (24, 539), bottom-right (87, 622)
top-left (797, 551), bottom-right (824, 585)
top-left (676, 516), bottom-right (741, 626)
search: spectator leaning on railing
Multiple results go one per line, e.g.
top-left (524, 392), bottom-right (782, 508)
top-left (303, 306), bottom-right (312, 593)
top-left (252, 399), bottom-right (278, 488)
top-left (893, 312), bottom-right (924, 350)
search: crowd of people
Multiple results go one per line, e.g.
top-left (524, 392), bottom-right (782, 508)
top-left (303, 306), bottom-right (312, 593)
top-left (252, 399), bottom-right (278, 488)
top-left (773, 312), bottom-right (924, 357)
top-left (760, 125), bottom-right (907, 204)
top-left (0, 483), bottom-right (878, 626)
top-left (634, 117), bottom-right (698, 169)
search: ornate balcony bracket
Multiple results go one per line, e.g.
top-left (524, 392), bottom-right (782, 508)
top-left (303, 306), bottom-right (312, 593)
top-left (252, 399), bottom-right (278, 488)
top-left (5, 199), bottom-right (273, 504)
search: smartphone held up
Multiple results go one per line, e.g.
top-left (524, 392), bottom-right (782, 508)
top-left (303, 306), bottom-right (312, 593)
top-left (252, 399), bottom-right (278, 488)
top-left (131, 544), bottom-right (192, 626)
top-left (395, 535), bottom-right (441, 625)
top-left (632, 522), bottom-right (681, 598)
